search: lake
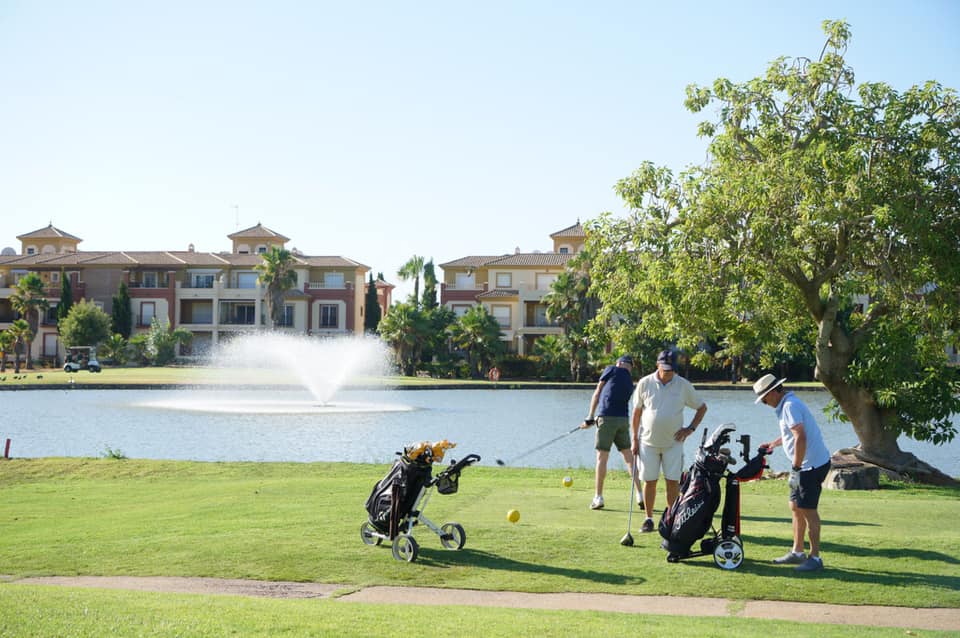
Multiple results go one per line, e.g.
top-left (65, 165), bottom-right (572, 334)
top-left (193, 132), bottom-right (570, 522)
top-left (2, 388), bottom-right (958, 476)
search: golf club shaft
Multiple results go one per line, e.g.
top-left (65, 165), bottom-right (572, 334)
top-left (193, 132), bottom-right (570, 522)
top-left (499, 425), bottom-right (582, 466)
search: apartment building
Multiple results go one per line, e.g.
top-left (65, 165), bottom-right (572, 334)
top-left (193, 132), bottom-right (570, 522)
top-left (439, 222), bottom-right (586, 355)
top-left (0, 223), bottom-right (376, 362)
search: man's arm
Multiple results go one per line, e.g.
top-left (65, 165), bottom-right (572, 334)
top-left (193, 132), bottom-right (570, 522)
top-left (675, 402), bottom-right (707, 442)
top-left (789, 423), bottom-right (807, 470)
top-left (583, 380), bottom-right (605, 427)
top-left (630, 404), bottom-right (642, 454)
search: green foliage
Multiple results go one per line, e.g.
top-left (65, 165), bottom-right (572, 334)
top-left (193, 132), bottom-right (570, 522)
top-left (56, 270), bottom-right (73, 326)
top-left (531, 335), bottom-right (568, 380)
top-left (99, 333), bottom-right (129, 366)
top-left (111, 282), bottom-right (132, 339)
top-left (100, 446), bottom-right (127, 460)
top-left (421, 258), bottom-right (438, 309)
top-left (0, 329), bottom-right (13, 372)
top-left (9, 272), bottom-right (48, 370)
top-left (377, 302), bottom-right (430, 375)
top-left (542, 251), bottom-right (600, 381)
top-left (7, 319), bottom-right (31, 373)
top-left (57, 300), bottom-right (112, 348)
top-left (143, 318), bottom-right (193, 366)
top-left (254, 246), bottom-right (298, 328)
top-left (589, 21), bottom-right (960, 456)
top-left (448, 306), bottom-right (505, 378)
top-left (363, 274), bottom-right (382, 333)
top-left (397, 255), bottom-right (425, 306)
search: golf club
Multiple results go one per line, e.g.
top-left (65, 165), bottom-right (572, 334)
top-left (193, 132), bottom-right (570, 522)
top-left (495, 424), bottom-right (584, 466)
top-left (620, 453), bottom-right (638, 546)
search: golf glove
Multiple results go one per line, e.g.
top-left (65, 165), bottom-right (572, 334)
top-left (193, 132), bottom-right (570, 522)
top-left (788, 469), bottom-right (801, 490)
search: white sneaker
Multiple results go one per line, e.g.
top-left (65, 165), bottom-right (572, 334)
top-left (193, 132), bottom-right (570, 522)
top-left (590, 495), bottom-right (604, 510)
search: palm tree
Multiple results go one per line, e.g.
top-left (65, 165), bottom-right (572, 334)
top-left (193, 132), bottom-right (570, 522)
top-left (377, 302), bottom-right (429, 375)
top-left (254, 246), bottom-right (299, 329)
top-left (100, 333), bottom-right (129, 365)
top-left (8, 319), bottom-right (32, 374)
top-left (543, 253), bottom-right (597, 381)
top-left (0, 329), bottom-right (13, 373)
top-left (397, 255), bottom-right (425, 307)
top-left (532, 334), bottom-right (567, 380)
top-left (448, 306), bottom-right (504, 378)
top-left (10, 273), bottom-right (49, 370)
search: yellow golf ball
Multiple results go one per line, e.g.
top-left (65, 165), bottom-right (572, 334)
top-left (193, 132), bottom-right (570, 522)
top-left (506, 509), bottom-right (520, 523)
top-left (562, 476), bottom-right (573, 488)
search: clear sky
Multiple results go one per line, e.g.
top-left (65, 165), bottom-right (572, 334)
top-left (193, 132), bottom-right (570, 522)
top-left (1, 1), bottom-right (957, 301)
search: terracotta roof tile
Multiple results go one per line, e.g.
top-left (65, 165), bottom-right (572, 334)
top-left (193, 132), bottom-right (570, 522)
top-left (550, 221), bottom-right (586, 238)
top-left (16, 224), bottom-right (83, 242)
top-left (227, 223), bottom-right (290, 242)
top-left (438, 255), bottom-right (505, 268)
top-left (477, 288), bottom-right (519, 299)
top-left (487, 253), bottom-right (573, 266)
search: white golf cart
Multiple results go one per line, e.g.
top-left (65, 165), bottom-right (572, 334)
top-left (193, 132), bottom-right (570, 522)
top-left (64, 346), bottom-right (102, 373)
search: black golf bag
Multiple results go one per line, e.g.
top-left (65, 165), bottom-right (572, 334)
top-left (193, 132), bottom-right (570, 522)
top-left (365, 453), bottom-right (433, 536)
top-left (362, 439), bottom-right (480, 562)
top-left (659, 424), bottom-right (769, 569)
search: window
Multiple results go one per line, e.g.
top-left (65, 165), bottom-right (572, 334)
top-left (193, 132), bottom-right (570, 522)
top-left (51, 271), bottom-right (60, 283)
top-left (44, 306), bottom-right (58, 324)
top-left (558, 247), bottom-right (569, 254)
top-left (140, 302), bottom-right (156, 326)
top-left (256, 245), bottom-right (268, 254)
top-left (452, 304), bottom-right (472, 317)
top-left (491, 305), bottom-right (511, 328)
top-left (495, 273), bottom-right (512, 288)
top-left (236, 272), bottom-right (258, 289)
top-left (279, 305), bottom-right (295, 327)
top-left (142, 272), bottom-right (158, 288)
top-left (26, 246), bottom-right (36, 255)
top-left (319, 304), bottom-right (338, 328)
top-left (455, 273), bottom-right (475, 289)
top-left (191, 273), bottom-right (215, 288)
top-left (324, 272), bottom-right (344, 288)
top-left (536, 273), bottom-right (558, 290)
top-left (237, 244), bottom-right (250, 255)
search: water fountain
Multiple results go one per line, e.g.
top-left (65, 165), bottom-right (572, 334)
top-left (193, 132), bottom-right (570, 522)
top-left (137, 333), bottom-right (409, 415)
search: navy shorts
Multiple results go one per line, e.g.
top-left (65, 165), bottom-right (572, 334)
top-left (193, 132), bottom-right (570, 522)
top-left (790, 461), bottom-right (831, 509)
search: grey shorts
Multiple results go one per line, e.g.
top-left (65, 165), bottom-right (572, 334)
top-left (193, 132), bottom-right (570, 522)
top-left (595, 416), bottom-right (631, 452)
top-left (791, 461), bottom-right (831, 509)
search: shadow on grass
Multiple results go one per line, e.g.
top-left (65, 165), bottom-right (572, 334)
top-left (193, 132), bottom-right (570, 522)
top-left (413, 548), bottom-right (641, 586)
top-left (741, 514), bottom-right (880, 527)
top-left (743, 534), bottom-right (960, 565)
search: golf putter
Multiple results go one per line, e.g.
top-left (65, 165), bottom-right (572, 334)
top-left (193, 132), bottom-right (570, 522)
top-left (620, 454), bottom-right (638, 546)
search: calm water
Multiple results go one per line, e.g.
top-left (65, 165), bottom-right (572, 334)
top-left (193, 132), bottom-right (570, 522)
top-left (3, 388), bottom-right (958, 476)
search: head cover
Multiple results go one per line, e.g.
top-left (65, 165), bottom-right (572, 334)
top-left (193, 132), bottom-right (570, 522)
top-left (656, 350), bottom-right (675, 371)
top-left (617, 355), bottom-right (633, 366)
top-left (752, 374), bottom-right (786, 404)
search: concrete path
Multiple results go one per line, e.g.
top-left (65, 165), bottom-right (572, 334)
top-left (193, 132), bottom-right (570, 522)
top-left (3, 575), bottom-right (958, 631)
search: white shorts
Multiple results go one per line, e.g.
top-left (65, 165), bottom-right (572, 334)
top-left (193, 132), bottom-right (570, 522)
top-left (639, 443), bottom-right (684, 482)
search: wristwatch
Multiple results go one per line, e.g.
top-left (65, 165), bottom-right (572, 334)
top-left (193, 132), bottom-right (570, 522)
top-left (792, 465), bottom-right (802, 472)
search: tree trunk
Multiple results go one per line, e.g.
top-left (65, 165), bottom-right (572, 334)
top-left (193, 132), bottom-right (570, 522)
top-left (819, 365), bottom-right (958, 486)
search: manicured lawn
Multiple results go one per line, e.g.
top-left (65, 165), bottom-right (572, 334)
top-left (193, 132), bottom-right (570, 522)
top-left (1, 458), bottom-right (956, 608)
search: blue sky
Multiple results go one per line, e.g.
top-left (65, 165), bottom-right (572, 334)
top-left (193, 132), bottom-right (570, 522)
top-left (1, 1), bottom-right (957, 300)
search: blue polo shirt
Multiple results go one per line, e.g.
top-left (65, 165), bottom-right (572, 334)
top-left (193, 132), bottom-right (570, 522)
top-left (597, 365), bottom-right (634, 418)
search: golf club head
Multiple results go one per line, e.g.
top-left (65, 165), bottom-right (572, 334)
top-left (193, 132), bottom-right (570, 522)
top-left (495, 459), bottom-right (505, 466)
top-left (620, 533), bottom-right (634, 547)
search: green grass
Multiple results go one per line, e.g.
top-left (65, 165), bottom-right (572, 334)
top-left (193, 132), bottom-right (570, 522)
top-left (0, 364), bottom-right (826, 389)
top-left (1, 585), bottom-right (949, 638)
top-left (0, 458), bottom-right (957, 608)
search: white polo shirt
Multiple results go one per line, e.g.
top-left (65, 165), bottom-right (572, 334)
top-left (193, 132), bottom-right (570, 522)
top-left (632, 372), bottom-right (705, 447)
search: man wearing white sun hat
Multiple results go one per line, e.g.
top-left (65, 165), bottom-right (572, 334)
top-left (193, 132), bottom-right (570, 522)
top-left (753, 373), bottom-right (832, 573)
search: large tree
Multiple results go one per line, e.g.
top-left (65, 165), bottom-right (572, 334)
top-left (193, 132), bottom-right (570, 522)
top-left (448, 306), bottom-right (505, 378)
top-left (397, 255), bottom-right (425, 306)
top-left (254, 246), bottom-right (299, 329)
top-left (543, 251), bottom-right (599, 381)
top-left (57, 270), bottom-right (73, 327)
top-left (588, 21), bottom-right (960, 483)
top-left (421, 259), bottom-right (438, 310)
top-left (59, 299), bottom-right (113, 349)
top-left (364, 274), bottom-right (382, 334)
top-left (111, 282), bottom-right (132, 339)
top-left (7, 319), bottom-right (31, 374)
top-left (9, 273), bottom-right (48, 370)
top-left (377, 301), bottom-right (429, 375)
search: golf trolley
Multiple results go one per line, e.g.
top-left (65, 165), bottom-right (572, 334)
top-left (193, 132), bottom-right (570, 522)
top-left (361, 439), bottom-right (480, 562)
top-left (659, 423), bottom-right (770, 569)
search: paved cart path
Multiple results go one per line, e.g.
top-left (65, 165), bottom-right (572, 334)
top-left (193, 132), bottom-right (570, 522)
top-left (2, 575), bottom-right (958, 631)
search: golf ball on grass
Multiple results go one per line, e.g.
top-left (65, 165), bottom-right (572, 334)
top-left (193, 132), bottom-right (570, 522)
top-left (506, 509), bottom-right (520, 523)
top-left (562, 476), bottom-right (573, 487)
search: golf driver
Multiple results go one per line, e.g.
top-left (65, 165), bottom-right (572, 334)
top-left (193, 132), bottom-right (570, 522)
top-left (620, 453), bottom-right (639, 546)
top-left (495, 424), bottom-right (585, 466)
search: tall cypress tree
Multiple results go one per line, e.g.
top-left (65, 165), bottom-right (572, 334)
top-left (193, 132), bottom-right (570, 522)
top-left (364, 274), bottom-right (382, 333)
top-left (57, 269), bottom-right (73, 327)
top-left (421, 259), bottom-right (438, 310)
top-left (111, 282), bottom-right (132, 339)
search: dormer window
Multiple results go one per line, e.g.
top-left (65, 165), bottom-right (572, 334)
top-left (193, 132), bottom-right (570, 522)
top-left (237, 243), bottom-right (250, 255)
top-left (257, 244), bottom-right (268, 254)
top-left (26, 246), bottom-right (36, 255)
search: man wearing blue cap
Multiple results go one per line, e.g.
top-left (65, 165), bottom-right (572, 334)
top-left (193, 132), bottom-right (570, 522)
top-left (583, 355), bottom-right (642, 510)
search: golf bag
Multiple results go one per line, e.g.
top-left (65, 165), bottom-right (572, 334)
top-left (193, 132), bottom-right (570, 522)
top-left (659, 424), bottom-right (769, 569)
top-left (365, 452), bottom-right (434, 536)
top-left (362, 439), bottom-right (480, 562)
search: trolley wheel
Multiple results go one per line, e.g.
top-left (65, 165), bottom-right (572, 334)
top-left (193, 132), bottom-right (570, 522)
top-left (360, 521), bottom-right (382, 546)
top-left (713, 538), bottom-right (744, 570)
top-left (392, 534), bottom-right (419, 562)
top-left (439, 522), bottom-right (466, 550)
